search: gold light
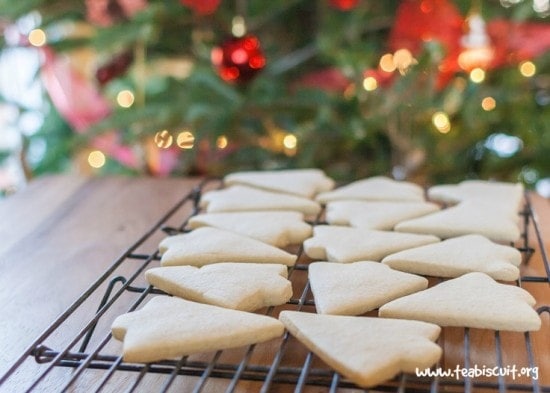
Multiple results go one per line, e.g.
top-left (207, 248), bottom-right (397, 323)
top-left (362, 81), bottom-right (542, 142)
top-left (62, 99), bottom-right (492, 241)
top-left (363, 76), bottom-right (378, 91)
top-left (519, 61), bottom-right (536, 77)
top-left (116, 90), bottom-right (135, 108)
top-left (469, 68), bottom-right (486, 83)
top-left (177, 130), bottom-right (195, 149)
top-left (283, 134), bottom-right (297, 150)
top-left (393, 48), bottom-right (416, 74)
top-left (88, 150), bottom-right (106, 168)
top-left (232, 16), bottom-right (246, 37)
top-left (481, 97), bottom-right (496, 111)
top-left (379, 54), bottom-right (396, 73)
top-left (216, 135), bottom-right (228, 149)
top-left (432, 111), bottom-right (451, 134)
top-left (28, 29), bottom-right (46, 47)
top-left (154, 130), bottom-right (173, 149)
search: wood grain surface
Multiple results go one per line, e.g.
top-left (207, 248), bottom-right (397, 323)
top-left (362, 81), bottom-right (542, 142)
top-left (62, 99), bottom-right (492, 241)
top-left (0, 175), bottom-right (548, 392)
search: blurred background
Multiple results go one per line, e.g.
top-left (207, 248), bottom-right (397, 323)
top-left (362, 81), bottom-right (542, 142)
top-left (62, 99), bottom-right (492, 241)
top-left (0, 0), bottom-right (549, 196)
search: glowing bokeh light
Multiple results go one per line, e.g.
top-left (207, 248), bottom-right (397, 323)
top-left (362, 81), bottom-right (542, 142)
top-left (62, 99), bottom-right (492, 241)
top-left (116, 90), bottom-right (135, 108)
top-left (88, 150), bottom-right (106, 168)
top-left (154, 130), bottom-right (173, 149)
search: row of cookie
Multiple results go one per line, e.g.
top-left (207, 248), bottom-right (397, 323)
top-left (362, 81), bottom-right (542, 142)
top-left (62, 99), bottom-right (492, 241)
top-left (203, 171), bottom-right (524, 243)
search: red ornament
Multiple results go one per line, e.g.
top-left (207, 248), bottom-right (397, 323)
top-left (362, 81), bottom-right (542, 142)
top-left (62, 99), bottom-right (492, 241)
top-left (95, 51), bottom-right (134, 86)
top-left (329, 0), bottom-right (359, 11)
top-left (488, 19), bottom-right (550, 68)
top-left (211, 35), bottom-right (266, 83)
top-left (180, 0), bottom-right (221, 15)
top-left (388, 0), bottom-right (464, 89)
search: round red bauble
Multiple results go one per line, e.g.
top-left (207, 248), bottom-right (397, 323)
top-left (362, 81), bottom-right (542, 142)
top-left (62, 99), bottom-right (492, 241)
top-left (329, 0), bottom-right (359, 11)
top-left (211, 35), bottom-right (266, 83)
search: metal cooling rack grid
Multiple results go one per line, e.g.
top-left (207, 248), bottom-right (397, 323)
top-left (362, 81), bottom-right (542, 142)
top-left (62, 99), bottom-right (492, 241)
top-left (0, 179), bottom-right (548, 392)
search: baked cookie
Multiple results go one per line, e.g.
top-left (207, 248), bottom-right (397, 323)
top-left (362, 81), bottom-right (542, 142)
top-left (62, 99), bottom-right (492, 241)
top-left (316, 176), bottom-right (425, 204)
top-left (382, 234), bottom-right (521, 281)
top-left (159, 227), bottom-right (297, 267)
top-left (112, 296), bottom-right (284, 363)
top-left (394, 199), bottom-right (521, 243)
top-left (428, 180), bottom-right (524, 211)
top-left (188, 211), bottom-right (312, 247)
top-left (145, 263), bottom-right (292, 312)
top-left (303, 225), bottom-right (440, 263)
top-left (308, 261), bottom-right (428, 315)
top-left (224, 168), bottom-right (335, 199)
top-left (325, 200), bottom-right (440, 230)
top-left (200, 185), bottom-right (321, 216)
top-left (379, 272), bottom-right (541, 331)
top-left (279, 311), bottom-right (441, 388)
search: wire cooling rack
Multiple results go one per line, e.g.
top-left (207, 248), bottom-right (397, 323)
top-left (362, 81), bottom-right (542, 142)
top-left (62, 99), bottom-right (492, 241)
top-left (1, 179), bottom-right (548, 392)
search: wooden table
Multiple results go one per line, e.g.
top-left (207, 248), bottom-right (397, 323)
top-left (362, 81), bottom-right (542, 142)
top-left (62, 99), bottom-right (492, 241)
top-left (0, 175), bottom-right (548, 392)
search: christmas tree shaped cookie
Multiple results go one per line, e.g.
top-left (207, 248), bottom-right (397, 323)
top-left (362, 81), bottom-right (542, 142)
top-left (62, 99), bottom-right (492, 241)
top-left (316, 176), bottom-right (425, 204)
top-left (224, 168), bottom-right (335, 198)
top-left (308, 261), bottom-right (428, 315)
top-left (428, 180), bottom-right (524, 211)
top-left (382, 234), bottom-right (522, 281)
top-left (303, 225), bottom-right (440, 263)
top-left (159, 227), bottom-right (297, 267)
top-left (325, 200), bottom-right (440, 230)
top-left (188, 211), bottom-right (312, 247)
top-left (379, 272), bottom-right (541, 331)
top-left (394, 199), bottom-right (521, 243)
top-left (200, 185), bottom-right (321, 216)
top-left (112, 296), bottom-right (284, 363)
top-left (145, 263), bottom-right (292, 312)
top-left (279, 311), bottom-right (442, 388)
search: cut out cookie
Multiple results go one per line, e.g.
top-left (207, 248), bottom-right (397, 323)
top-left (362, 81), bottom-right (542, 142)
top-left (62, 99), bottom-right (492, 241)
top-left (279, 311), bottom-right (441, 388)
top-left (325, 200), bottom-right (440, 230)
top-left (200, 185), bottom-right (321, 216)
top-left (303, 225), bottom-right (440, 263)
top-left (308, 261), bottom-right (428, 315)
top-left (394, 199), bottom-right (521, 243)
top-left (112, 296), bottom-right (284, 363)
top-left (159, 227), bottom-right (297, 267)
top-left (382, 234), bottom-right (521, 281)
top-left (379, 272), bottom-right (541, 331)
top-left (224, 168), bottom-right (335, 199)
top-left (145, 263), bottom-right (292, 312)
top-left (188, 211), bottom-right (312, 247)
top-left (316, 176), bottom-right (425, 204)
top-left (428, 180), bottom-right (524, 211)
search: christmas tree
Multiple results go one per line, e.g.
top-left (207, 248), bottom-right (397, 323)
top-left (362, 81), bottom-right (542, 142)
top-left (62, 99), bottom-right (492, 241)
top-left (0, 0), bottom-right (549, 193)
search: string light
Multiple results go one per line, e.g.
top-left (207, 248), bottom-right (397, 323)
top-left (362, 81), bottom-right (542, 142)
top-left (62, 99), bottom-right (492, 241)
top-left (481, 97), bottom-right (496, 111)
top-left (519, 61), bottom-right (536, 77)
top-left (88, 150), bottom-right (106, 168)
top-left (216, 135), bottom-right (228, 149)
top-left (379, 54), bottom-right (396, 73)
top-left (432, 111), bottom-right (451, 134)
top-left (177, 130), bottom-right (195, 149)
top-left (392, 48), bottom-right (416, 74)
top-left (469, 68), bottom-right (486, 83)
top-left (283, 134), bottom-right (297, 149)
top-left (283, 133), bottom-right (298, 156)
top-left (116, 90), bottom-right (135, 108)
top-left (362, 76), bottom-right (378, 91)
top-left (28, 29), bottom-right (46, 47)
top-left (231, 16), bottom-right (246, 37)
top-left (154, 130), bottom-right (173, 148)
